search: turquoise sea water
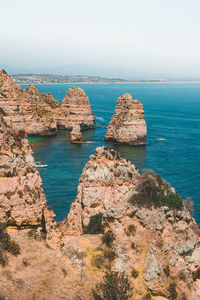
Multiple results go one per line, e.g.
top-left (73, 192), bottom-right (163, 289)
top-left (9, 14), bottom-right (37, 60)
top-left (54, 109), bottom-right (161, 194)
top-left (22, 83), bottom-right (200, 224)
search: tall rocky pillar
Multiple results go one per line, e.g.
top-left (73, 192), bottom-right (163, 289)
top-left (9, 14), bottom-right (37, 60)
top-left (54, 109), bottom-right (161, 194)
top-left (56, 87), bottom-right (96, 129)
top-left (104, 93), bottom-right (147, 145)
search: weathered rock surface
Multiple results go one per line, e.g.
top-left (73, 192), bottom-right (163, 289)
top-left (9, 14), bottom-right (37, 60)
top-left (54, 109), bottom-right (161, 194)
top-left (0, 70), bottom-right (59, 135)
top-left (0, 114), bottom-right (47, 226)
top-left (105, 93), bottom-right (147, 144)
top-left (62, 147), bottom-right (200, 299)
top-left (0, 70), bottom-right (95, 136)
top-left (70, 124), bottom-right (82, 143)
top-left (0, 133), bottom-right (200, 299)
top-left (56, 86), bottom-right (96, 130)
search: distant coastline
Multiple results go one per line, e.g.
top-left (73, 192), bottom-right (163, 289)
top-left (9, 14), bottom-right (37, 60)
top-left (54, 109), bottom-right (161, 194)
top-left (12, 74), bottom-right (200, 85)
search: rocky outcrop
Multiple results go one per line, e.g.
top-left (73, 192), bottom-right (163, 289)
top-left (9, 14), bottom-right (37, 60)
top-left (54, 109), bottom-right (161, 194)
top-left (0, 70), bottom-right (95, 136)
top-left (56, 87), bottom-right (96, 130)
top-left (70, 124), bottom-right (82, 143)
top-left (0, 114), bottom-right (47, 227)
top-left (105, 93), bottom-right (147, 144)
top-left (0, 70), bottom-right (59, 135)
top-left (63, 147), bottom-right (200, 299)
top-left (0, 127), bottom-right (200, 300)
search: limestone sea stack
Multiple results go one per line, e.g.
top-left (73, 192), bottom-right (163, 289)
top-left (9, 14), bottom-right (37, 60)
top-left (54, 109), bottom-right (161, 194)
top-left (70, 124), bottom-right (82, 143)
top-left (0, 113), bottom-right (47, 227)
top-left (56, 87), bottom-right (96, 130)
top-left (105, 93), bottom-right (147, 144)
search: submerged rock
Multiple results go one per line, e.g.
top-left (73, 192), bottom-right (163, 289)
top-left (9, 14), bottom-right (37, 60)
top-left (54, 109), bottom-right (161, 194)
top-left (105, 93), bottom-right (147, 144)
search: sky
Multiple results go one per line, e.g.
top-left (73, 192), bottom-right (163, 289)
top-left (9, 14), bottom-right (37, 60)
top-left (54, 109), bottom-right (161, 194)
top-left (1, 0), bottom-right (200, 78)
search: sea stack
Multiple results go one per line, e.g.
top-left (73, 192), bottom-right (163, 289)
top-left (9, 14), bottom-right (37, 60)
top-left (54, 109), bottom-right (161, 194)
top-left (0, 113), bottom-right (47, 227)
top-left (70, 124), bottom-right (82, 143)
top-left (105, 93), bottom-right (147, 144)
top-left (56, 87), bottom-right (95, 129)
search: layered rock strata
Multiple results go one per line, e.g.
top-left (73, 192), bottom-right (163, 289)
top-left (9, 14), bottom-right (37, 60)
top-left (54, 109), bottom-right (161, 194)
top-left (0, 70), bottom-right (95, 136)
top-left (0, 129), bottom-right (200, 300)
top-left (0, 114), bottom-right (47, 226)
top-left (105, 93), bottom-right (147, 144)
top-left (70, 124), bottom-right (82, 143)
top-left (0, 70), bottom-right (59, 135)
top-left (63, 146), bottom-right (200, 299)
top-left (56, 87), bottom-right (96, 130)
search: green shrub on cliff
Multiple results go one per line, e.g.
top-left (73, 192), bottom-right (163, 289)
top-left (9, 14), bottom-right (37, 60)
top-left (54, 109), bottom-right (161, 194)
top-left (84, 213), bottom-right (103, 234)
top-left (130, 171), bottom-right (183, 210)
top-left (92, 271), bottom-right (132, 300)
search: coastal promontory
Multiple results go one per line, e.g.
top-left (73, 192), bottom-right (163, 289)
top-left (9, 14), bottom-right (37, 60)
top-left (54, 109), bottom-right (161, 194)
top-left (105, 93), bottom-right (147, 145)
top-left (0, 70), bottom-right (95, 136)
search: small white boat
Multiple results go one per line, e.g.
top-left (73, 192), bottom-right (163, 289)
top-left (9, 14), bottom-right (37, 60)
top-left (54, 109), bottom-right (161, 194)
top-left (34, 163), bottom-right (48, 168)
top-left (156, 137), bottom-right (166, 141)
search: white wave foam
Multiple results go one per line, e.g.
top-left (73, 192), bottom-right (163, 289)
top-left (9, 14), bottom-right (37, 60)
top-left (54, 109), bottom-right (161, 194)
top-left (96, 117), bottom-right (105, 122)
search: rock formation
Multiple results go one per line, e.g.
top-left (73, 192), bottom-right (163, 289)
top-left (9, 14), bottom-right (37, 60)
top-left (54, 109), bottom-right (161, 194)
top-left (105, 93), bottom-right (147, 144)
top-left (0, 69), bottom-right (59, 135)
top-left (0, 114), bottom-right (47, 227)
top-left (0, 121), bottom-right (200, 299)
top-left (63, 147), bottom-right (200, 299)
top-left (56, 87), bottom-right (96, 130)
top-left (0, 70), bottom-right (95, 136)
top-left (70, 124), bottom-right (82, 143)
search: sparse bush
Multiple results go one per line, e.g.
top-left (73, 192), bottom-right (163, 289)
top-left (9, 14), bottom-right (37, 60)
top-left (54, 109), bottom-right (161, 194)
top-left (192, 268), bottom-right (200, 281)
top-left (92, 271), bottom-right (132, 300)
top-left (104, 248), bottom-right (116, 262)
top-left (168, 283), bottom-right (177, 300)
top-left (131, 268), bottom-right (138, 278)
top-left (155, 239), bottom-right (163, 249)
top-left (0, 222), bottom-right (9, 266)
top-left (131, 242), bottom-right (135, 250)
top-left (130, 172), bottom-right (183, 210)
top-left (84, 213), bottom-right (103, 234)
top-left (127, 225), bottom-right (136, 235)
top-left (92, 254), bottom-right (105, 269)
top-left (7, 240), bottom-right (20, 256)
top-left (183, 197), bottom-right (194, 214)
top-left (178, 270), bottom-right (187, 281)
top-left (102, 230), bottom-right (115, 247)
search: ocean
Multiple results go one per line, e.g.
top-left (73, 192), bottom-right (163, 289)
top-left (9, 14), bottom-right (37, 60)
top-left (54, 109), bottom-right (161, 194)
top-left (21, 83), bottom-right (200, 224)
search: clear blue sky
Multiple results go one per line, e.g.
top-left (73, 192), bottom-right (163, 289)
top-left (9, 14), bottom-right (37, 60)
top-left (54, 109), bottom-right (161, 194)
top-left (1, 0), bottom-right (200, 78)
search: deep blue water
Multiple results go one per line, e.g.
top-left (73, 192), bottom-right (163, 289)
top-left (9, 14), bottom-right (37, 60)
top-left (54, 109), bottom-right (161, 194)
top-left (21, 83), bottom-right (200, 224)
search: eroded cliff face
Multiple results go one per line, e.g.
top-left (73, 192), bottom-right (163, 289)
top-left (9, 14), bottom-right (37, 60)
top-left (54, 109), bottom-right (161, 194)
top-left (62, 147), bottom-right (200, 299)
top-left (105, 93), bottom-right (147, 144)
top-left (0, 70), bottom-right (59, 136)
top-left (0, 133), bottom-right (200, 299)
top-left (0, 70), bottom-right (95, 136)
top-left (0, 114), bottom-right (47, 226)
top-left (56, 87), bottom-right (96, 130)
